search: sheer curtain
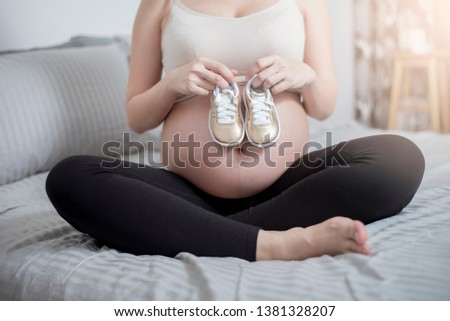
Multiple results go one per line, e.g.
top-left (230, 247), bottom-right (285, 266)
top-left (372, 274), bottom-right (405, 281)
top-left (354, 0), bottom-right (435, 129)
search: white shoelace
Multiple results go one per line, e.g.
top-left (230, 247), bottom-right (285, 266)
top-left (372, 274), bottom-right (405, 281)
top-left (250, 97), bottom-right (273, 126)
top-left (214, 89), bottom-right (238, 124)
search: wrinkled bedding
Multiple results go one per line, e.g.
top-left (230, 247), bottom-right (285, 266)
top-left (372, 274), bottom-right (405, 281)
top-left (1, 120), bottom-right (450, 300)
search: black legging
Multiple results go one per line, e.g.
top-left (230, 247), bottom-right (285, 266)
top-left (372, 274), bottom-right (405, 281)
top-left (45, 134), bottom-right (425, 261)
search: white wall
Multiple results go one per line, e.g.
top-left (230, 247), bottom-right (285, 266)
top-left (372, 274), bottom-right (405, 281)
top-left (0, 0), bottom-right (354, 119)
top-left (326, 0), bottom-right (355, 120)
top-left (0, 0), bottom-right (140, 51)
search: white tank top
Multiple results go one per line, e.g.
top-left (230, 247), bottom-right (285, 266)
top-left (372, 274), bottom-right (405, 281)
top-left (162, 0), bottom-right (305, 102)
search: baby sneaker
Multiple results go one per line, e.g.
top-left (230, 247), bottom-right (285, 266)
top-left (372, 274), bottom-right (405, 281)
top-left (209, 82), bottom-right (245, 147)
top-left (243, 75), bottom-right (280, 148)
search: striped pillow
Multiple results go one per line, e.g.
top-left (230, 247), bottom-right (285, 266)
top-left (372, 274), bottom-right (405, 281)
top-left (0, 43), bottom-right (161, 186)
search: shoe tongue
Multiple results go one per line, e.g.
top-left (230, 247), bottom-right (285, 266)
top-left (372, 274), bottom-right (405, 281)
top-left (222, 87), bottom-right (234, 95)
top-left (221, 88), bottom-right (235, 101)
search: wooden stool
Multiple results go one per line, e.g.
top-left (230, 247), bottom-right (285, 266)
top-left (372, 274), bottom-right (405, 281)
top-left (438, 54), bottom-right (450, 133)
top-left (388, 52), bottom-right (442, 131)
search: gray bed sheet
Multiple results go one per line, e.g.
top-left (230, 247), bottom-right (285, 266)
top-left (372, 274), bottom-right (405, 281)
top-left (1, 120), bottom-right (450, 300)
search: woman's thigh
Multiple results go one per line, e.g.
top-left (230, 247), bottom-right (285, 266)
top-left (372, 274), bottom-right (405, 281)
top-left (270, 134), bottom-right (425, 197)
top-left (45, 155), bottom-right (260, 258)
top-left (243, 134), bottom-right (425, 227)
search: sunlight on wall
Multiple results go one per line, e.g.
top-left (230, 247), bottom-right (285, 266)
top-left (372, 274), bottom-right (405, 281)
top-left (433, 0), bottom-right (450, 50)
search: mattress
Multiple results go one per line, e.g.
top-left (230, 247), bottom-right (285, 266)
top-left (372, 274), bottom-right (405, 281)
top-left (1, 120), bottom-right (450, 300)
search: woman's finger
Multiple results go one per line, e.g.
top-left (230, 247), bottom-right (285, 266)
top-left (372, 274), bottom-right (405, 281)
top-left (187, 83), bottom-right (209, 96)
top-left (189, 83), bottom-right (210, 96)
top-left (196, 77), bottom-right (216, 91)
top-left (186, 73), bottom-right (214, 95)
top-left (252, 64), bottom-right (281, 87)
top-left (271, 79), bottom-right (293, 95)
top-left (246, 55), bottom-right (278, 80)
top-left (199, 58), bottom-right (235, 84)
top-left (262, 71), bottom-right (286, 90)
top-left (197, 68), bottom-right (230, 88)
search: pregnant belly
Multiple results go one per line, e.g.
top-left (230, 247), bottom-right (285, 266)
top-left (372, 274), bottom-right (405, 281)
top-left (161, 91), bottom-right (310, 198)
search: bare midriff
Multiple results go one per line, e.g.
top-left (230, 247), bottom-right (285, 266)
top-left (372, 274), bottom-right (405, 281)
top-left (161, 86), bottom-right (309, 199)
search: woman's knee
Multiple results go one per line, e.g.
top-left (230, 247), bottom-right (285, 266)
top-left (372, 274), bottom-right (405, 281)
top-left (378, 135), bottom-right (424, 185)
top-left (367, 135), bottom-right (425, 216)
top-left (349, 134), bottom-right (424, 180)
top-left (46, 155), bottom-right (100, 203)
top-left (342, 135), bottom-right (425, 220)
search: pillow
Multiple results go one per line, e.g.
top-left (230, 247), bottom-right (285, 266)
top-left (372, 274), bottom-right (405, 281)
top-left (0, 42), bottom-right (162, 186)
top-left (0, 35), bottom-right (118, 55)
top-left (62, 35), bottom-right (132, 63)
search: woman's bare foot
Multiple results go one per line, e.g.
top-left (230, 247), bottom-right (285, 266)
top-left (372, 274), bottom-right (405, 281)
top-left (256, 217), bottom-right (371, 261)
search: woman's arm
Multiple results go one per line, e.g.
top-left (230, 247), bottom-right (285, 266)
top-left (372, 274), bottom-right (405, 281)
top-left (126, 0), bottom-right (175, 133)
top-left (126, 0), bottom-right (238, 134)
top-left (297, 0), bottom-right (337, 120)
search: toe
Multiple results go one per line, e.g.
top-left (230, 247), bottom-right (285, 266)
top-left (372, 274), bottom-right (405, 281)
top-left (353, 220), bottom-right (368, 245)
top-left (349, 241), bottom-right (371, 255)
top-left (361, 244), bottom-right (371, 255)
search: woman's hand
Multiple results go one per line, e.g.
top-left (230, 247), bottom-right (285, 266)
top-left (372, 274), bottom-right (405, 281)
top-left (246, 55), bottom-right (316, 95)
top-left (166, 57), bottom-right (238, 97)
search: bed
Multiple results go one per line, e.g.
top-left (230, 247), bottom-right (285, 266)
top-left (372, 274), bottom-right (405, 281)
top-left (1, 37), bottom-right (450, 301)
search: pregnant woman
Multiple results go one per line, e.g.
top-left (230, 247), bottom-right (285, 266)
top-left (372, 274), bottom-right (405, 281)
top-left (46, 0), bottom-right (425, 261)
